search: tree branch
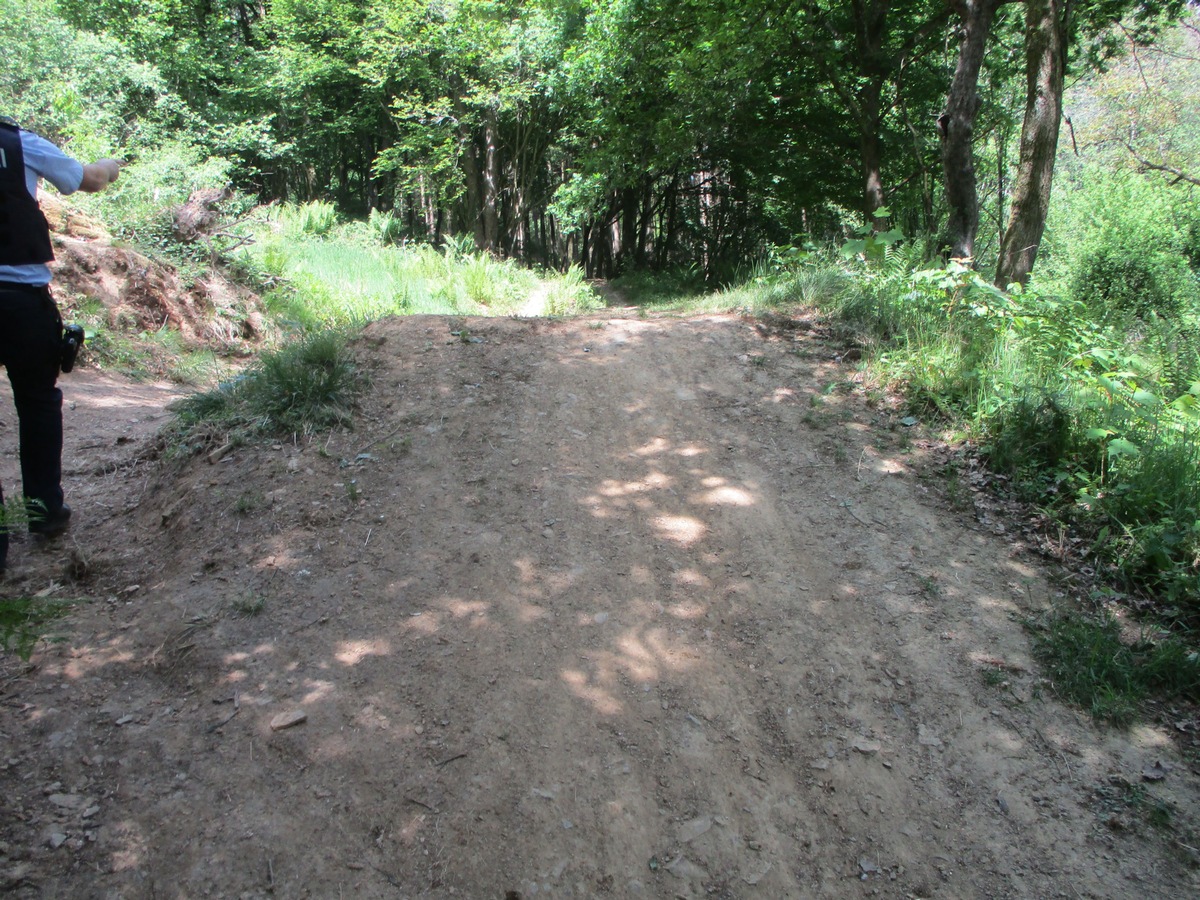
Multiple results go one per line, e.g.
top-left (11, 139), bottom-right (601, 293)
top-left (1122, 141), bottom-right (1200, 187)
top-left (1117, 22), bottom-right (1152, 92)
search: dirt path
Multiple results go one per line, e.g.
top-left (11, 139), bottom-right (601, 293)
top-left (1, 311), bottom-right (1197, 898)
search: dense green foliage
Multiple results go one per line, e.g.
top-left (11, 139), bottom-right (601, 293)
top-left (8, 0), bottom-right (1180, 281)
top-left (835, 249), bottom-right (1200, 608)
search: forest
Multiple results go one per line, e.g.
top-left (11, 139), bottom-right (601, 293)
top-left (4, 0), bottom-right (1191, 281)
top-left (4, 0), bottom-right (1200, 699)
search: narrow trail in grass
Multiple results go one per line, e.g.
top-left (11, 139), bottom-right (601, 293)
top-left (1, 310), bottom-right (1198, 898)
top-left (519, 281), bottom-right (552, 316)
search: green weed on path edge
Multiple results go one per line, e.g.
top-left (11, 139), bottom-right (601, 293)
top-left (1026, 608), bottom-right (1200, 727)
top-left (167, 328), bottom-right (369, 453)
top-left (0, 597), bottom-right (75, 661)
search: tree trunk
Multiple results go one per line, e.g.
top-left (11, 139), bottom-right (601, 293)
top-left (461, 130), bottom-right (485, 250)
top-left (637, 176), bottom-right (654, 267)
top-left (995, 0), bottom-right (1065, 287)
top-left (939, 0), bottom-right (1001, 262)
top-left (481, 111), bottom-right (501, 253)
top-left (857, 0), bottom-right (889, 228)
top-left (658, 173), bottom-right (681, 268)
top-left (618, 186), bottom-right (641, 272)
top-left (862, 114), bottom-right (888, 228)
top-left (581, 222), bottom-right (592, 277)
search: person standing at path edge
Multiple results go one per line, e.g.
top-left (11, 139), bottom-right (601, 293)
top-left (0, 119), bottom-right (120, 575)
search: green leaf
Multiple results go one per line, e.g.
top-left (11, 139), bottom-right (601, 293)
top-left (1106, 438), bottom-right (1140, 461)
top-left (1170, 394), bottom-right (1199, 417)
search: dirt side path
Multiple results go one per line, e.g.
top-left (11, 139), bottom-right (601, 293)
top-left (2, 312), bottom-right (1197, 898)
top-left (0, 369), bottom-right (183, 577)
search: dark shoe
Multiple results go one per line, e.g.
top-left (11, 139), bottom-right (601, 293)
top-left (29, 502), bottom-right (71, 537)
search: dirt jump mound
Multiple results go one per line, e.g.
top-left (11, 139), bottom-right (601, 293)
top-left (1, 311), bottom-right (1197, 898)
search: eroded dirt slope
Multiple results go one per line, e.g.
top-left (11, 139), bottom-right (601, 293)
top-left (2, 311), bottom-right (1198, 898)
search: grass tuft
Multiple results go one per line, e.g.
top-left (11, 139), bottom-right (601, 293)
top-left (1027, 609), bottom-right (1200, 726)
top-left (170, 329), bottom-right (367, 449)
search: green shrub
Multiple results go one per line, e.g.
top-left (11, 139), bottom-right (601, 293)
top-left (1098, 430), bottom-right (1200, 600)
top-left (983, 391), bottom-right (1082, 477)
top-left (1071, 244), bottom-right (1196, 321)
top-left (246, 330), bottom-right (364, 431)
top-left (545, 265), bottom-right (602, 316)
top-left (171, 329), bottom-right (367, 444)
top-left (278, 201), bottom-right (339, 238)
top-left (1042, 168), bottom-right (1200, 324)
top-left (786, 242), bottom-right (1200, 613)
top-left (73, 139), bottom-right (239, 255)
top-left (1132, 317), bottom-right (1200, 398)
top-left (368, 209), bottom-right (405, 246)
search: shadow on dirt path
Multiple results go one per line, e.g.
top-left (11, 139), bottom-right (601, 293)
top-left (1, 311), bottom-right (1197, 898)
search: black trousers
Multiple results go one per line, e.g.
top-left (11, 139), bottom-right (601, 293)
top-left (0, 282), bottom-right (64, 561)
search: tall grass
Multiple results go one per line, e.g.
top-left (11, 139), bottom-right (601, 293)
top-left (545, 265), bottom-right (605, 316)
top-left (242, 204), bottom-right (601, 328)
top-left (279, 200), bottom-right (339, 237)
top-left (170, 328), bottom-right (367, 447)
top-left (1028, 609), bottom-right (1200, 726)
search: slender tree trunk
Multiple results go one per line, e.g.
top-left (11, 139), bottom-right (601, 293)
top-left (403, 191), bottom-right (414, 236)
top-left (862, 116), bottom-right (888, 227)
top-left (857, 0), bottom-right (890, 228)
top-left (461, 132), bottom-right (484, 249)
top-left (637, 176), bottom-right (653, 267)
top-left (481, 111), bottom-right (501, 253)
top-left (619, 187), bottom-right (640, 272)
top-left (995, 121), bottom-right (1008, 251)
top-left (659, 173), bottom-right (680, 268)
top-left (366, 164), bottom-right (379, 213)
top-left (939, 0), bottom-right (1001, 262)
top-left (995, 0), bottom-right (1066, 287)
top-left (608, 213), bottom-right (621, 277)
top-left (901, 95), bottom-right (935, 234)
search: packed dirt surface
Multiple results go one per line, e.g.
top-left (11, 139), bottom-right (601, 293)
top-left (2, 309), bottom-right (1199, 898)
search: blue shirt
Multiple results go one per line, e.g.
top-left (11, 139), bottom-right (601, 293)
top-left (0, 130), bottom-right (85, 286)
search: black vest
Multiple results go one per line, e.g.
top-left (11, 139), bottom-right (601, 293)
top-left (0, 122), bottom-right (55, 266)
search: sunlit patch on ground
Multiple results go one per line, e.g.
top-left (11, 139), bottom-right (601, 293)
top-left (335, 639), bottom-right (392, 666)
